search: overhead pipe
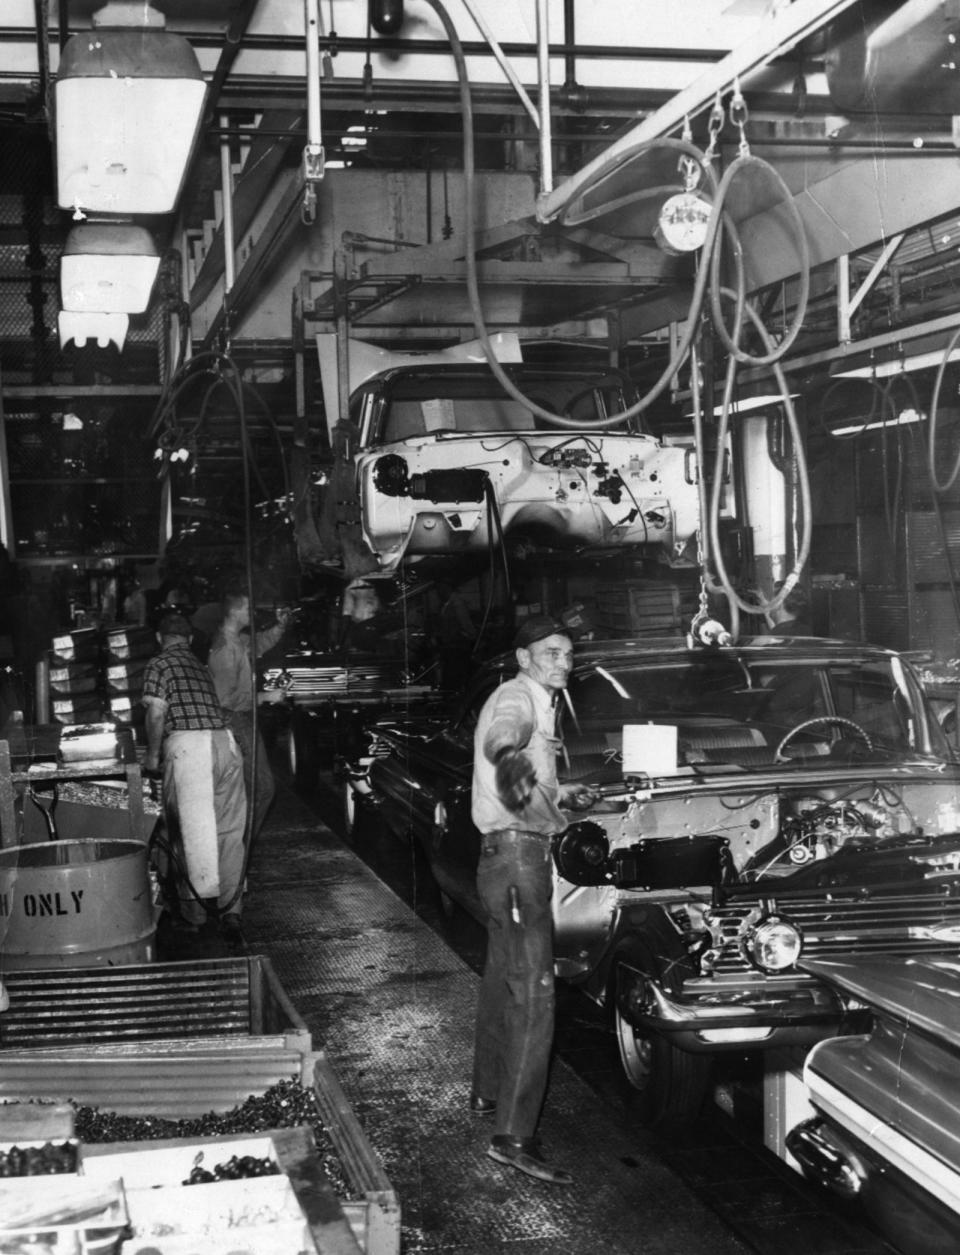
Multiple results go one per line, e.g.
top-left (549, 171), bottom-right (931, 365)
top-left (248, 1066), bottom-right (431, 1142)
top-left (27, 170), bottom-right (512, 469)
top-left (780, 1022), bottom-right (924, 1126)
top-left (201, 0), bottom-right (262, 127)
top-left (561, 0), bottom-right (585, 110)
top-left (536, 0), bottom-right (862, 225)
top-left (457, 0), bottom-right (539, 128)
top-left (302, 0), bottom-right (325, 219)
top-left (219, 113), bottom-right (236, 299)
top-left (535, 0), bottom-right (553, 196)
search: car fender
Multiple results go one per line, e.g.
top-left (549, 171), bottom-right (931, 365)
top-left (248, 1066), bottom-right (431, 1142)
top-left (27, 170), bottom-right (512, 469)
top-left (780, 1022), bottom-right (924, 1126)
top-left (579, 900), bottom-right (684, 1008)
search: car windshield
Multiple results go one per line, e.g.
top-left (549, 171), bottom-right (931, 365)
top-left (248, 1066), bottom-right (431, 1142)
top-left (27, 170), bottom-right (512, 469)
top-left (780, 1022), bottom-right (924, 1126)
top-left (558, 651), bottom-right (951, 778)
top-left (371, 374), bottom-right (637, 442)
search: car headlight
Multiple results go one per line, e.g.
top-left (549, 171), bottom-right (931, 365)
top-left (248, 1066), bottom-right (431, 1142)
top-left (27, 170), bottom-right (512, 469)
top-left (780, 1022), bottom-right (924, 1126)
top-left (738, 909), bottom-right (802, 973)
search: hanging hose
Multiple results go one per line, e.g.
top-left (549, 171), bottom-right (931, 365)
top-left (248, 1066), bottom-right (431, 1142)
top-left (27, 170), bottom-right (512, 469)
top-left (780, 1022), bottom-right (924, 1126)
top-left (421, 0), bottom-right (812, 641)
top-left (28, 788), bottom-right (58, 841)
top-left (424, 0), bottom-right (810, 438)
top-left (472, 476), bottom-right (512, 656)
top-left (920, 338), bottom-right (960, 629)
top-left (927, 325), bottom-right (960, 494)
top-left (705, 293), bottom-right (812, 622)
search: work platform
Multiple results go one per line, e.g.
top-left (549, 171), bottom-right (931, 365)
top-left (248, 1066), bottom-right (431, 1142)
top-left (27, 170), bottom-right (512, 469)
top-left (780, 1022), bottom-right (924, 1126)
top-left (226, 778), bottom-right (887, 1255)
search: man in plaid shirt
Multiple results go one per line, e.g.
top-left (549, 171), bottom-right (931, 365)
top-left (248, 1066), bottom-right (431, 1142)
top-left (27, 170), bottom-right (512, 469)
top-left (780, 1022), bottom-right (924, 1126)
top-left (142, 613), bottom-right (247, 936)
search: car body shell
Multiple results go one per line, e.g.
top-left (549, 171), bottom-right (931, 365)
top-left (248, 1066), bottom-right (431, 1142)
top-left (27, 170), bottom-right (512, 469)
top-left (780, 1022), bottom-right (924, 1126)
top-left (347, 364), bottom-right (704, 572)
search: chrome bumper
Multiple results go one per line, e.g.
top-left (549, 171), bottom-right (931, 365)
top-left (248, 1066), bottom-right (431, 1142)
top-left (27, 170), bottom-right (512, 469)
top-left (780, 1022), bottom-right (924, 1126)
top-left (618, 963), bottom-right (845, 1050)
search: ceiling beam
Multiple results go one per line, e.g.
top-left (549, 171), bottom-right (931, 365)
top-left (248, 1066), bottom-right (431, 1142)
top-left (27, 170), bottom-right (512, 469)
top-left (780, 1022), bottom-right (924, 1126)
top-left (537, 0), bottom-right (860, 224)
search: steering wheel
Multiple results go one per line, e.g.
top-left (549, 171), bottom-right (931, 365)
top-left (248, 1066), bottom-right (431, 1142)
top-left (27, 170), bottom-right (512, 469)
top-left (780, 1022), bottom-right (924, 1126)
top-left (774, 715), bottom-right (873, 763)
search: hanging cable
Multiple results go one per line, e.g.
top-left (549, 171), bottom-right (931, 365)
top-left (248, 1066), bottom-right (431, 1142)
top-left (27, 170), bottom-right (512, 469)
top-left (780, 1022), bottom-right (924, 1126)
top-left (706, 293), bottom-right (812, 622)
top-left (421, 0), bottom-right (811, 635)
top-left (927, 325), bottom-right (960, 494)
top-left (423, 0), bottom-right (810, 435)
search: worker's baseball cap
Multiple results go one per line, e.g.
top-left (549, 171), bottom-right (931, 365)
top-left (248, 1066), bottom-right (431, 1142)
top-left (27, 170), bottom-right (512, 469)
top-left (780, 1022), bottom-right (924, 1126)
top-left (157, 612), bottom-right (193, 639)
top-left (513, 615), bottom-right (568, 649)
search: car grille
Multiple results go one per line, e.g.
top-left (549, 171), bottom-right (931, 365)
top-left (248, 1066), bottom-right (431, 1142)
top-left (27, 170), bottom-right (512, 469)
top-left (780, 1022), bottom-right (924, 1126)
top-left (706, 889), bottom-right (960, 975)
top-left (281, 664), bottom-right (431, 700)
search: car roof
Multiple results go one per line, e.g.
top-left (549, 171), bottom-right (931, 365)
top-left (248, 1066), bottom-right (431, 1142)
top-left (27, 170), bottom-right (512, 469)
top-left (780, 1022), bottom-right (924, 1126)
top-left (357, 362), bottom-right (635, 390)
top-left (477, 635), bottom-right (900, 677)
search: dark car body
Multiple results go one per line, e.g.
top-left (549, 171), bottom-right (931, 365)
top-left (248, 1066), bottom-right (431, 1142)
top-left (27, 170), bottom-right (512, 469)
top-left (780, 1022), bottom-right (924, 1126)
top-left (350, 636), bottom-right (960, 1125)
top-left (788, 954), bottom-right (960, 1255)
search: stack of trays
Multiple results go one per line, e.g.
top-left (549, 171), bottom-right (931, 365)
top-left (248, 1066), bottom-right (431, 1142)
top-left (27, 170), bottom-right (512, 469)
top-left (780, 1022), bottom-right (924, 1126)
top-left (103, 627), bottom-right (156, 740)
top-left (50, 630), bottom-right (105, 725)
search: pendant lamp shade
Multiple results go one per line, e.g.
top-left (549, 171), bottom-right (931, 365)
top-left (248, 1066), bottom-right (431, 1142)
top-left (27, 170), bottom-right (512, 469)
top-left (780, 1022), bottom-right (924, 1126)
top-left (61, 223), bottom-right (160, 314)
top-left (55, 26), bottom-right (206, 215)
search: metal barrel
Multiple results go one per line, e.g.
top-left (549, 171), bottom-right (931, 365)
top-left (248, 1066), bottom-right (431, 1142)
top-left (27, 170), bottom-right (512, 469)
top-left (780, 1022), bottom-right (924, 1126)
top-left (0, 838), bottom-right (156, 969)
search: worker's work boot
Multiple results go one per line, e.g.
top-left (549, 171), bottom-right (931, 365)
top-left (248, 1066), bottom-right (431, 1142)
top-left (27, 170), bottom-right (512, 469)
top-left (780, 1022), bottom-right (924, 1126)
top-left (487, 1136), bottom-right (573, 1185)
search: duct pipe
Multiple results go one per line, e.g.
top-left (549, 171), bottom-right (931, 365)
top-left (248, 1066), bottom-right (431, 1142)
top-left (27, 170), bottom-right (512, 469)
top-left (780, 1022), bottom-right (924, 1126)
top-left (536, 0), bottom-right (860, 224)
top-left (306, 0), bottom-right (322, 145)
top-left (536, 0), bottom-right (553, 195)
top-left (825, 0), bottom-right (960, 114)
top-left (219, 114), bottom-right (236, 296)
top-left (303, 0), bottom-right (325, 206)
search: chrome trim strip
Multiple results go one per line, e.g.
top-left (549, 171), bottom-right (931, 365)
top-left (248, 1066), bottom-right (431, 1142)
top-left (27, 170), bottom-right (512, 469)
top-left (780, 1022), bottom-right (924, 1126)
top-left (804, 1065), bottom-right (960, 1216)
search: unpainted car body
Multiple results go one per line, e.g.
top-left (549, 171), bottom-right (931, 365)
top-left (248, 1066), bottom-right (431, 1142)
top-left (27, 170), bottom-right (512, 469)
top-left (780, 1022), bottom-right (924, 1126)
top-left (789, 954), bottom-right (960, 1255)
top-left (350, 636), bottom-right (960, 1126)
top-left (347, 364), bottom-right (703, 572)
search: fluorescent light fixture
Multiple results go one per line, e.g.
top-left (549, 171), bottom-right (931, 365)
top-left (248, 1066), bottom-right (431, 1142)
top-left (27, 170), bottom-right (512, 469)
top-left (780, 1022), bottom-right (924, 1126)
top-left (684, 393), bottom-right (798, 418)
top-left (55, 7), bottom-right (206, 215)
top-left (830, 408), bottom-right (926, 436)
top-left (834, 348), bottom-right (960, 378)
top-left (57, 311), bottom-right (129, 351)
top-left (61, 223), bottom-right (160, 314)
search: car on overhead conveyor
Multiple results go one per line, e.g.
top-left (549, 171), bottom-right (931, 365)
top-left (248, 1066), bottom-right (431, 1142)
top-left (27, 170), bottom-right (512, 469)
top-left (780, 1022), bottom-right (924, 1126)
top-left (343, 362), bottom-right (704, 573)
top-left (344, 634), bottom-right (960, 1128)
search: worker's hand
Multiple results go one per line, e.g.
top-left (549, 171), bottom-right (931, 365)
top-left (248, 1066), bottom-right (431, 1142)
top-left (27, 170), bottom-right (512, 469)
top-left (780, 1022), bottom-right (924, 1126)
top-left (143, 752), bottom-right (161, 777)
top-left (495, 749), bottom-right (537, 812)
top-left (560, 783), bottom-right (599, 811)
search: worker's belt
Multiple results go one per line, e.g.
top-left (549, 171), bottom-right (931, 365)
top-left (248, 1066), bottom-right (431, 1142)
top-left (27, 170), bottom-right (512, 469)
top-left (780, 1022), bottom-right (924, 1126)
top-left (480, 828), bottom-right (554, 858)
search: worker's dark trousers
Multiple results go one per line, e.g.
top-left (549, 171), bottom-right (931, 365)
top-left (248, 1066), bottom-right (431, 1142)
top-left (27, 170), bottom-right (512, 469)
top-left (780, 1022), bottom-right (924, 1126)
top-left (226, 709), bottom-right (275, 846)
top-left (472, 828), bottom-right (555, 1141)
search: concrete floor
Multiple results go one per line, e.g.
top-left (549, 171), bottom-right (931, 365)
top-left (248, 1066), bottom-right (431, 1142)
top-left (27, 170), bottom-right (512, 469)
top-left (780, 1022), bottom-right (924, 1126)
top-left (164, 773), bottom-right (894, 1255)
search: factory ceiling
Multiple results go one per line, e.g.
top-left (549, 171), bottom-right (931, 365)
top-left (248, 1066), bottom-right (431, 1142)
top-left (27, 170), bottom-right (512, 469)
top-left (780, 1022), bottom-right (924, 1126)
top-left (3, 0), bottom-right (960, 550)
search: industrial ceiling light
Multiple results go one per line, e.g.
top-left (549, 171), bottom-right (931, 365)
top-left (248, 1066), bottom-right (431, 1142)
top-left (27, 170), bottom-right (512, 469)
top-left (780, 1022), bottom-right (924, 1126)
top-left (60, 223), bottom-right (160, 314)
top-left (830, 408), bottom-right (926, 436)
top-left (683, 393), bottom-right (799, 418)
top-left (55, 1), bottom-right (206, 216)
top-left (57, 312), bottom-right (129, 351)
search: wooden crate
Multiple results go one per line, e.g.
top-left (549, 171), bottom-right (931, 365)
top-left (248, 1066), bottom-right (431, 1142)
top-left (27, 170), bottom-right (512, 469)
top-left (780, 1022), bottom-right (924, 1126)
top-left (0, 1175), bottom-right (128, 1253)
top-left (0, 957), bottom-right (399, 1255)
top-left (0, 954), bottom-right (310, 1051)
top-left (0, 1048), bottom-right (399, 1255)
top-left (83, 1126), bottom-right (363, 1255)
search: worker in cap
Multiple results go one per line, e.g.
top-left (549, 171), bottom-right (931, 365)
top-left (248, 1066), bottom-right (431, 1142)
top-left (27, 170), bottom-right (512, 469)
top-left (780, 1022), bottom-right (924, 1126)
top-left (468, 614), bottom-right (596, 1186)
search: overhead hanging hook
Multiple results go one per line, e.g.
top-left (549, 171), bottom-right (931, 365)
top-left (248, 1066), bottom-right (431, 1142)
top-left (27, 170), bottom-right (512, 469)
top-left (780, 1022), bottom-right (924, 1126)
top-left (729, 78), bottom-right (750, 156)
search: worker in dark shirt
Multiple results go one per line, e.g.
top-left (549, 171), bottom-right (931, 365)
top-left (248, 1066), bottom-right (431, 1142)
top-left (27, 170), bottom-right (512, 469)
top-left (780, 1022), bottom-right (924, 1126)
top-left (142, 613), bottom-right (247, 939)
